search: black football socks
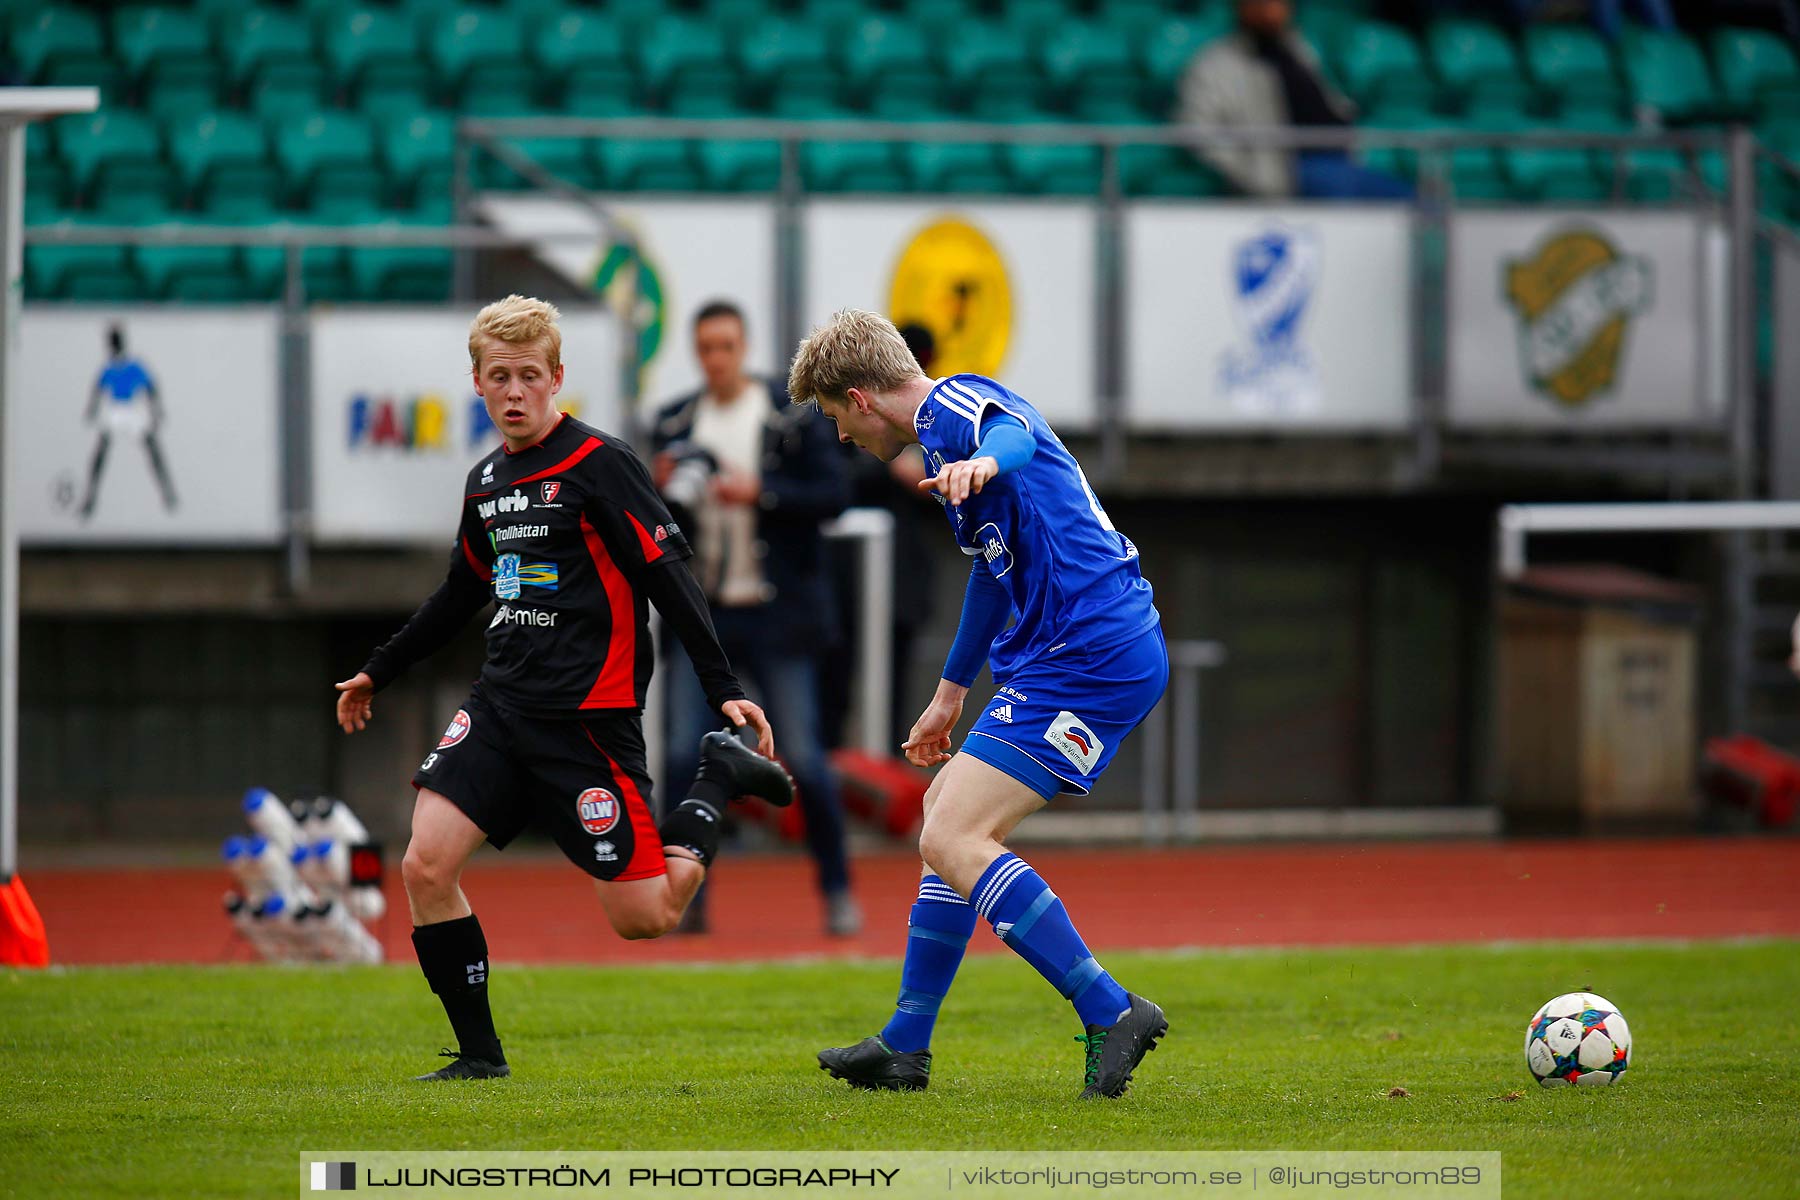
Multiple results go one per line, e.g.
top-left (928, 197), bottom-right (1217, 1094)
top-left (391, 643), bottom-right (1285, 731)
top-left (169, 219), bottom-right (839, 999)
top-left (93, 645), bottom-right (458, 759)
top-left (411, 913), bottom-right (505, 1065)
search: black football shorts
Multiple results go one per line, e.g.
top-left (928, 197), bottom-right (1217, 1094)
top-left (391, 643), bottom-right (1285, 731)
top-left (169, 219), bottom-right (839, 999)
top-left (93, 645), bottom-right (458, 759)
top-left (412, 684), bottom-right (665, 882)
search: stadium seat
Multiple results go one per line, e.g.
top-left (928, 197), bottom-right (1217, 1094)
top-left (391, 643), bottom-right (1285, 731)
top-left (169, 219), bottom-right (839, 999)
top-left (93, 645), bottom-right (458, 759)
top-left (55, 111), bottom-right (167, 205)
top-left (244, 62), bottom-right (332, 121)
top-left (1331, 20), bottom-right (1432, 111)
top-left (697, 139), bottom-right (783, 191)
top-left (1618, 24), bottom-right (1719, 124)
top-left (1004, 137), bottom-right (1103, 195)
top-left (800, 136), bottom-right (908, 193)
top-left (903, 140), bottom-right (1010, 193)
top-left (273, 112), bottom-right (383, 212)
top-left (218, 8), bottom-right (317, 90)
top-left (317, 7), bottom-right (428, 100)
top-left (596, 140), bottom-right (702, 191)
top-left (844, 17), bottom-right (945, 116)
top-left (1523, 22), bottom-right (1626, 116)
top-left (740, 18), bottom-right (842, 115)
top-left (638, 16), bottom-right (741, 114)
top-left (112, 7), bottom-right (217, 92)
top-left (536, 12), bottom-right (636, 113)
top-left (429, 7), bottom-right (531, 100)
top-left (345, 220), bottom-right (454, 302)
top-left (946, 21), bottom-right (1048, 119)
top-left (901, 0), bottom-right (972, 40)
top-left (134, 238), bottom-right (246, 302)
top-left (168, 110), bottom-right (281, 210)
top-left (797, 0), bottom-right (871, 40)
top-left (478, 136), bottom-right (602, 191)
top-left (1505, 142), bottom-right (1608, 201)
top-left (1425, 19), bottom-right (1525, 111)
top-left (707, 0), bottom-right (774, 39)
top-left (1711, 27), bottom-right (1800, 120)
top-left (998, 0), bottom-right (1071, 46)
top-left (1041, 22), bottom-right (1145, 121)
top-left (24, 220), bottom-right (140, 301)
top-left (1116, 144), bottom-right (1230, 196)
top-left (1094, 0), bottom-right (1173, 43)
top-left (10, 7), bottom-right (108, 86)
top-left (381, 112), bottom-right (455, 209)
top-left (144, 77), bottom-right (229, 123)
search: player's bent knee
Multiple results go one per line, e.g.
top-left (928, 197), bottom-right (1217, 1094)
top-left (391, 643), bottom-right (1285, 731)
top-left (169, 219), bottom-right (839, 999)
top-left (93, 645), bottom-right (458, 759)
top-left (401, 844), bottom-right (455, 900)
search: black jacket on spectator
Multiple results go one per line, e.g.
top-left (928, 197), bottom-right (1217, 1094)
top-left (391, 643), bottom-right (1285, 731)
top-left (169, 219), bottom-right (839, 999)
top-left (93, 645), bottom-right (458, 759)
top-left (649, 378), bottom-right (850, 652)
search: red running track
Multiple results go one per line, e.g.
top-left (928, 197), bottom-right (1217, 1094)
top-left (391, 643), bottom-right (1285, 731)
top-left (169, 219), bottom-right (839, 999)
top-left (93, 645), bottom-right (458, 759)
top-left (22, 838), bottom-right (1800, 966)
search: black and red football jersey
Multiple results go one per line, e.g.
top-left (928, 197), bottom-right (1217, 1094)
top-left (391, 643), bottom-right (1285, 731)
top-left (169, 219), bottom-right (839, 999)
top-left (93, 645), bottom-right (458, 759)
top-left (447, 413), bottom-right (696, 714)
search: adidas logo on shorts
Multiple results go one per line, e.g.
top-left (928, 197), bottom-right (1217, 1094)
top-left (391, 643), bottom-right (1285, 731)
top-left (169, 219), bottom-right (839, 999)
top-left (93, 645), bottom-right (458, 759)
top-left (989, 703), bottom-right (1014, 724)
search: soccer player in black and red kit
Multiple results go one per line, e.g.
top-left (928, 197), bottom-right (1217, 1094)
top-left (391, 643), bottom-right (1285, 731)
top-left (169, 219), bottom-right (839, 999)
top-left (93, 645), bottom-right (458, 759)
top-left (334, 296), bottom-right (793, 1081)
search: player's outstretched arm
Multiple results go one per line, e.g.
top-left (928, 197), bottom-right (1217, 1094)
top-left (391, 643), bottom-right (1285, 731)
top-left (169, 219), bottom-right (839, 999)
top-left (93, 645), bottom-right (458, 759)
top-left (334, 672), bottom-right (375, 734)
top-left (639, 558), bottom-right (770, 757)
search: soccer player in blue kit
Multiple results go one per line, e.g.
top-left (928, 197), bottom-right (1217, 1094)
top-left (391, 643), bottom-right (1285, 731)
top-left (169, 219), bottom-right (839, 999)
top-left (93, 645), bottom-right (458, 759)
top-left (787, 310), bottom-right (1171, 1099)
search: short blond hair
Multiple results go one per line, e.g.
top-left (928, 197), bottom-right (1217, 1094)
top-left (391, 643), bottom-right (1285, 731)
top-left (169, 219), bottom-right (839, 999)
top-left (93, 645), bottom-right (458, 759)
top-left (787, 309), bottom-right (925, 407)
top-left (469, 294), bottom-right (562, 373)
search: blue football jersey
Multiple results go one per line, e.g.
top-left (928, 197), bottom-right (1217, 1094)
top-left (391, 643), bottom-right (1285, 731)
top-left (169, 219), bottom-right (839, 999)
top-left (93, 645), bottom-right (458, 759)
top-left (914, 374), bottom-right (1159, 682)
top-left (98, 360), bottom-right (152, 404)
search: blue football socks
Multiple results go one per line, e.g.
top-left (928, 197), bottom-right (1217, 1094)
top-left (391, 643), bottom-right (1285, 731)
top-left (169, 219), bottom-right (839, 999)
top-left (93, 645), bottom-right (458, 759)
top-left (972, 852), bottom-right (1131, 1028)
top-left (879, 875), bottom-right (978, 1053)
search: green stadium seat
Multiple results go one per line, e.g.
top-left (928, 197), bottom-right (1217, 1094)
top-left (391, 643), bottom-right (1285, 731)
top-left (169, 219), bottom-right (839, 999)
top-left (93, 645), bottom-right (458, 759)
top-left (380, 112), bottom-right (454, 207)
top-left (1116, 144), bottom-right (1227, 196)
top-left (1505, 143), bottom-right (1607, 202)
top-left (697, 139), bottom-right (783, 191)
top-left (946, 21), bottom-right (1047, 119)
top-left (24, 220), bottom-right (140, 301)
top-left (55, 111), bottom-right (165, 201)
top-left (217, 8), bottom-right (317, 88)
top-left (221, 212), bottom-right (336, 300)
top-left (1142, 15), bottom-right (1234, 114)
top-left (244, 62), bottom-right (332, 121)
top-left (797, 0), bottom-right (871, 40)
top-left (479, 135), bottom-right (602, 191)
top-left (1332, 20), bottom-right (1431, 110)
top-left (536, 12), bottom-right (636, 112)
top-left (1523, 23), bottom-right (1625, 115)
top-left (900, 0), bottom-right (971, 40)
top-left (998, 0), bottom-right (1070, 46)
top-left (1711, 27), bottom-right (1800, 120)
top-left (143, 77), bottom-right (228, 122)
top-left (168, 110), bottom-right (280, 209)
top-left (740, 18), bottom-right (842, 115)
top-left (1618, 24), bottom-right (1718, 124)
top-left (1461, 75), bottom-right (1534, 121)
top-left (904, 141), bottom-right (1010, 194)
top-left (134, 237), bottom-right (245, 302)
top-left (346, 221), bottom-right (454, 302)
top-left (429, 8), bottom-right (531, 99)
top-left (800, 138), bottom-right (908, 193)
top-left (1042, 23), bottom-right (1144, 122)
top-left (706, 0), bottom-right (773, 39)
top-left (25, 164), bottom-right (70, 221)
top-left (356, 79), bottom-right (441, 123)
top-left (317, 8), bottom-right (428, 98)
top-left (113, 7), bottom-right (216, 88)
top-left (1094, 0), bottom-right (1173, 43)
top-left (843, 16), bottom-right (945, 117)
top-left (1426, 18), bottom-right (1524, 110)
top-left (1004, 139), bottom-right (1102, 195)
top-left (596, 140), bottom-right (702, 191)
top-left (10, 7), bottom-right (107, 85)
top-left (274, 112), bottom-right (383, 212)
top-left (638, 16), bottom-right (741, 114)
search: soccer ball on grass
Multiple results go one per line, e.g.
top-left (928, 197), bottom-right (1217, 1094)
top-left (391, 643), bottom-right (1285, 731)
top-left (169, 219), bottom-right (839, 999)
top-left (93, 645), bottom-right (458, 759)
top-left (1525, 991), bottom-right (1631, 1087)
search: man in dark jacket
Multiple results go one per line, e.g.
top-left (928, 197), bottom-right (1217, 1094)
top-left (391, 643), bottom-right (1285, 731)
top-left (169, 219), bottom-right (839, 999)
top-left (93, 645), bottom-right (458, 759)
top-left (651, 300), bottom-right (860, 935)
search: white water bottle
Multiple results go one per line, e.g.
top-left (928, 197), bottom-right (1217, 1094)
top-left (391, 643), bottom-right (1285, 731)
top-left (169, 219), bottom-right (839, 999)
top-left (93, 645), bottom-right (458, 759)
top-left (347, 886), bottom-right (387, 923)
top-left (225, 891), bottom-right (277, 959)
top-left (222, 837), bottom-right (263, 900)
top-left (243, 836), bottom-right (299, 898)
top-left (312, 840), bottom-right (350, 893)
top-left (317, 797), bottom-right (370, 845)
top-left (253, 894), bottom-right (303, 961)
top-left (242, 788), bottom-right (302, 855)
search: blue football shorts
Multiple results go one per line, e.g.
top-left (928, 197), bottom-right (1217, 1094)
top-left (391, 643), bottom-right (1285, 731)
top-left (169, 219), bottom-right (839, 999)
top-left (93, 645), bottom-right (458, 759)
top-left (961, 625), bottom-right (1170, 799)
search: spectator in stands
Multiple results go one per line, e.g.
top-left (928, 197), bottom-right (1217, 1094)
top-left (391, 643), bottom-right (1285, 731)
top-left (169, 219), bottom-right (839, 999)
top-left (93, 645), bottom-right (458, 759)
top-left (650, 300), bottom-right (861, 936)
top-left (1177, 0), bottom-right (1412, 200)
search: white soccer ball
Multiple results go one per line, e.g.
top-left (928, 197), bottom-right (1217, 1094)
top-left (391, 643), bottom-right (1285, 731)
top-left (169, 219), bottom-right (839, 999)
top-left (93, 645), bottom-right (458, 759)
top-left (1524, 991), bottom-right (1631, 1087)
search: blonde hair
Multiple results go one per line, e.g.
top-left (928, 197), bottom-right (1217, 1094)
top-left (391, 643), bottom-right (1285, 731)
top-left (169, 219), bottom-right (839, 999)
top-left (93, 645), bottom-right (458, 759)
top-left (787, 309), bottom-right (925, 407)
top-left (469, 294), bottom-right (562, 373)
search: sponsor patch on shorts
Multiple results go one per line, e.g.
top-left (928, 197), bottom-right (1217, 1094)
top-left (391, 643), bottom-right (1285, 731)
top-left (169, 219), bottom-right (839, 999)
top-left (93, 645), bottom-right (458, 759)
top-left (577, 787), bottom-right (620, 835)
top-left (438, 709), bottom-right (472, 749)
top-left (1043, 710), bottom-right (1103, 775)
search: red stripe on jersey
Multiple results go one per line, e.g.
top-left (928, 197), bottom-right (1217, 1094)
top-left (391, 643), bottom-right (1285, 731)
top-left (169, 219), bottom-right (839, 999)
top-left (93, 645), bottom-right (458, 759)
top-left (461, 536), bottom-right (492, 582)
top-left (626, 510), bottom-right (664, 564)
top-left (579, 724), bottom-right (667, 882)
top-left (514, 435), bottom-right (603, 486)
top-left (579, 512), bottom-right (636, 708)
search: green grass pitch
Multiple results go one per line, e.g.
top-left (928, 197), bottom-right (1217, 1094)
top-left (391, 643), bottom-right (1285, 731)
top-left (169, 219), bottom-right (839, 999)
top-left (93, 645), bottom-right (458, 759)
top-left (2, 941), bottom-right (1797, 1198)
